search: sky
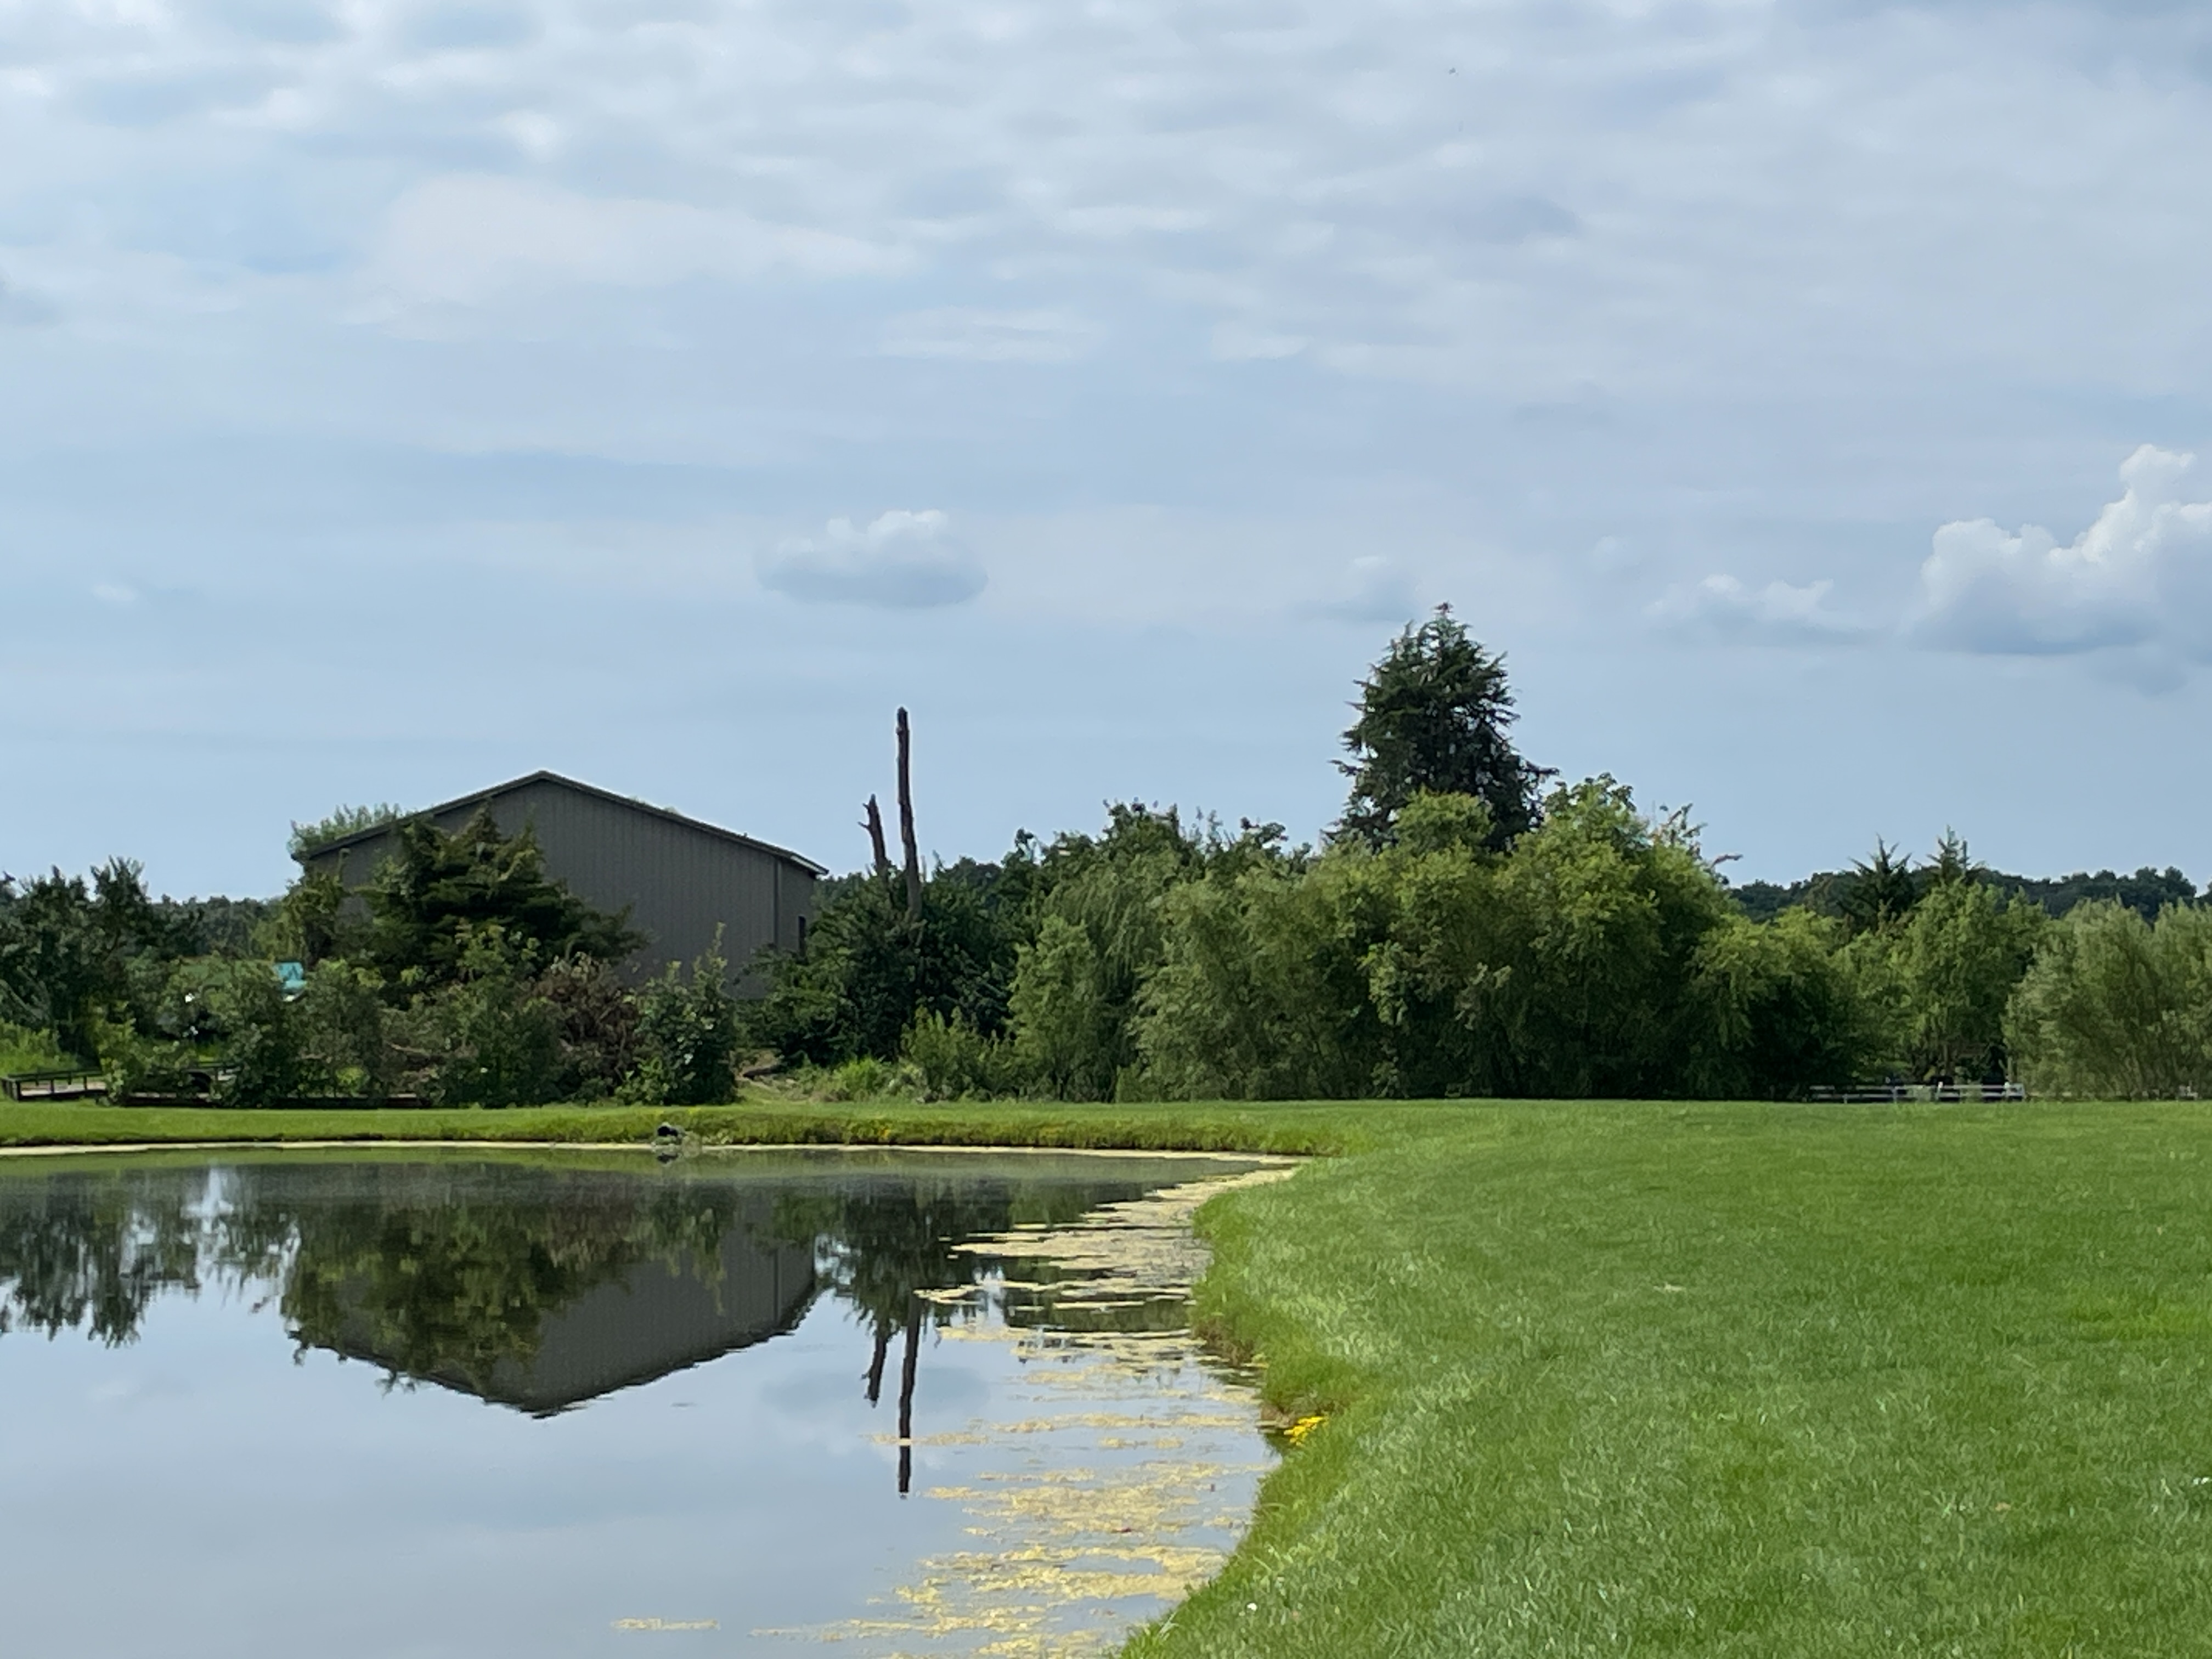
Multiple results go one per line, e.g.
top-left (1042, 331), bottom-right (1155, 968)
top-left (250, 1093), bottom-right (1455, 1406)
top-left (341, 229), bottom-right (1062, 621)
top-left (7, 0), bottom-right (2212, 899)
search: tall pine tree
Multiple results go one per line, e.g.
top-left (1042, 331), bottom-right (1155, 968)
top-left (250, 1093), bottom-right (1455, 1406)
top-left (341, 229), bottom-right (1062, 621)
top-left (1335, 606), bottom-right (1550, 850)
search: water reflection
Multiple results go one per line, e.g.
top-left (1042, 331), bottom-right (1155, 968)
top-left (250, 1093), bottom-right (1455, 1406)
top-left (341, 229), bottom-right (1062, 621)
top-left (0, 1152), bottom-right (1238, 1445)
top-left (0, 1149), bottom-right (1276, 1659)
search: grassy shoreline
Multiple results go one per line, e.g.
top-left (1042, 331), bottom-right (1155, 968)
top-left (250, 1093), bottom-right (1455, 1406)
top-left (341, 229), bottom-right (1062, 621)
top-left (0, 1098), bottom-right (1376, 1157)
top-left (10, 1097), bottom-right (2212, 1654)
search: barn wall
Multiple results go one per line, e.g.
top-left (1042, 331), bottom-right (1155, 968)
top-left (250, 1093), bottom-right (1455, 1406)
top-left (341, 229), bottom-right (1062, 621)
top-left (302, 781), bottom-right (816, 994)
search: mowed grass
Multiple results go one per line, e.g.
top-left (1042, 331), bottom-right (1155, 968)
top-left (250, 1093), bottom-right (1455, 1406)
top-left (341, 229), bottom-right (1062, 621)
top-left (0, 1097), bottom-right (1373, 1156)
top-left (1147, 1102), bottom-right (2212, 1658)
top-left (7, 1097), bottom-right (2212, 1654)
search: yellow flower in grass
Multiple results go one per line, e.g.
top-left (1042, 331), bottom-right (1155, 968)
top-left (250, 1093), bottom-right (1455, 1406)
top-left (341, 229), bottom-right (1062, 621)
top-left (1284, 1414), bottom-right (1328, 1447)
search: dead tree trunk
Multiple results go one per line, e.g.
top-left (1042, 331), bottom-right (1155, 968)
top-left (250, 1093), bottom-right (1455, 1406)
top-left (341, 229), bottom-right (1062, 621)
top-left (863, 795), bottom-right (893, 887)
top-left (895, 707), bottom-right (922, 923)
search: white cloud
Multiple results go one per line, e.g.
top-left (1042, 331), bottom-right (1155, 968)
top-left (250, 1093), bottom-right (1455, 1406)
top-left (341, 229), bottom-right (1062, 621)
top-left (758, 510), bottom-right (986, 609)
top-left (1648, 574), bottom-right (1864, 642)
top-left (91, 582), bottom-right (138, 605)
top-left (878, 308), bottom-right (1097, 363)
top-left (1907, 445), bottom-right (2212, 660)
top-left (368, 176), bottom-right (906, 309)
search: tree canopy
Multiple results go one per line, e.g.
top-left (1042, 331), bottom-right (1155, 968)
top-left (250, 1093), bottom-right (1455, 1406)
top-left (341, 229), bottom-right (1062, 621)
top-left (1335, 606), bottom-right (1550, 850)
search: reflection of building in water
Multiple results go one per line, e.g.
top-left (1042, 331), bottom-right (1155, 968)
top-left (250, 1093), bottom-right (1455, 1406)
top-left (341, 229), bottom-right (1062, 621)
top-left (319, 1224), bottom-right (817, 1417)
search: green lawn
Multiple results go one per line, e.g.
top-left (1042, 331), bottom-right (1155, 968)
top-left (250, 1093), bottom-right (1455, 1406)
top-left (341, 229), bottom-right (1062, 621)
top-left (8, 1097), bottom-right (2211, 1655)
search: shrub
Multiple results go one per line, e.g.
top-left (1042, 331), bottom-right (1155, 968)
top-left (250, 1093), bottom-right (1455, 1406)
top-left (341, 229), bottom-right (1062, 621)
top-left (2008, 901), bottom-right (2212, 1098)
top-left (902, 1009), bottom-right (1024, 1100)
top-left (619, 939), bottom-right (740, 1106)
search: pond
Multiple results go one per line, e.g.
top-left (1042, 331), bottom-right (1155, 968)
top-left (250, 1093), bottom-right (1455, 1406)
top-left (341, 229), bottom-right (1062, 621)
top-left (0, 1146), bottom-right (1286, 1658)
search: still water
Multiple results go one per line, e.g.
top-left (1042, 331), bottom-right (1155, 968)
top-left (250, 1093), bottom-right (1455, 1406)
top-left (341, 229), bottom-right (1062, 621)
top-left (0, 1147), bottom-right (1282, 1658)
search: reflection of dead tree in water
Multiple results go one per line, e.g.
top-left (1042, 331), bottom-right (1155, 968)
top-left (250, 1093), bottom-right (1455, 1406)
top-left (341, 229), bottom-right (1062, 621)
top-left (858, 1309), bottom-right (929, 1504)
top-left (865, 1321), bottom-right (892, 1403)
top-left (897, 1299), bottom-right (921, 1495)
top-left (860, 1296), bottom-right (926, 1494)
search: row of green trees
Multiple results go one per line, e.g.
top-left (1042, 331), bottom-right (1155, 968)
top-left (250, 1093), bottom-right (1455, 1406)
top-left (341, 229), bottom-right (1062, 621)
top-left (8, 607), bottom-right (2205, 1104)
top-left (1, 815), bottom-right (738, 1107)
top-left (754, 611), bottom-right (2210, 1102)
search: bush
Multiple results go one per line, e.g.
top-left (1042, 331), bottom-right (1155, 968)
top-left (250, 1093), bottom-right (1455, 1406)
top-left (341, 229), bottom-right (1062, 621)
top-left (0, 1020), bottom-right (65, 1076)
top-left (619, 939), bottom-right (740, 1106)
top-left (902, 1009), bottom-right (1024, 1100)
top-left (392, 926), bottom-right (561, 1108)
top-left (2008, 901), bottom-right (2212, 1098)
top-left (809, 1056), bottom-right (916, 1102)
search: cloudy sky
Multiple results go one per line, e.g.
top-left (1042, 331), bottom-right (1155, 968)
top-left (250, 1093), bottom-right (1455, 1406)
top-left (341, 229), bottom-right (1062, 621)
top-left (7, 0), bottom-right (2212, 898)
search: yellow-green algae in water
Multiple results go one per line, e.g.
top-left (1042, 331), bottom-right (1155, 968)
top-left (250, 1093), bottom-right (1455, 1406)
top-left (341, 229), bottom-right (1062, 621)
top-left (770, 1166), bottom-right (1294, 1656)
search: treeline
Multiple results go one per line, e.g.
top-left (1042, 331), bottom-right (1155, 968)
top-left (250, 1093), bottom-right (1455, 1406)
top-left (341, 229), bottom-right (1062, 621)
top-left (1734, 857), bottom-right (2200, 928)
top-left (0, 815), bottom-right (736, 1107)
top-left (7, 608), bottom-right (2209, 1104)
top-left (755, 612), bottom-right (2212, 1102)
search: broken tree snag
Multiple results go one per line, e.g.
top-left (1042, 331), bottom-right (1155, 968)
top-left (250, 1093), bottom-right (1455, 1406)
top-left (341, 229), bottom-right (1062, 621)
top-left (896, 706), bottom-right (922, 922)
top-left (864, 795), bottom-right (893, 886)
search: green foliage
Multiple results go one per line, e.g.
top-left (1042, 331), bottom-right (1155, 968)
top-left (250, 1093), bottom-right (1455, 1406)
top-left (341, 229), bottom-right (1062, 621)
top-left (620, 937), bottom-right (741, 1106)
top-left (1335, 606), bottom-right (1550, 850)
top-left (1686, 909), bottom-right (1872, 1098)
top-left (901, 1009), bottom-right (1022, 1100)
top-left (390, 925), bottom-right (562, 1108)
top-left (539, 954), bottom-right (640, 1101)
top-left (360, 810), bottom-right (642, 990)
top-left (749, 859), bottom-right (1028, 1066)
top-left (0, 1020), bottom-right (65, 1075)
top-left (258, 865), bottom-right (357, 967)
top-left (1879, 866), bottom-right (2048, 1082)
top-left (0, 860), bottom-right (192, 1062)
top-left (810, 1056), bottom-right (912, 1102)
top-left (1738, 842), bottom-right (2199, 928)
top-left (2007, 900), bottom-right (2212, 1098)
top-left (286, 802), bottom-right (403, 857)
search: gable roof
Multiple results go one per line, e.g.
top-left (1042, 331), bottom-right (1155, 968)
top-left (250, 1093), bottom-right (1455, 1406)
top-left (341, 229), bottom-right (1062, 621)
top-left (296, 769), bottom-right (828, 875)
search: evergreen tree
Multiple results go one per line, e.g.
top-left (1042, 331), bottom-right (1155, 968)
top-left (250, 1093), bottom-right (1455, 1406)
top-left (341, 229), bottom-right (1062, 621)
top-left (1335, 606), bottom-right (1550, 850)
top-left (359, 811), bottom-right (641, 990)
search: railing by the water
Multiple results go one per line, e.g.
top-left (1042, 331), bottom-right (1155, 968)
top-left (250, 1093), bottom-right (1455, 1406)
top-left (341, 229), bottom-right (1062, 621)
top-left (1, 1069), bottom-right (110, 1103)
top-left (1808, 1083), bottom-right (2028, 1104)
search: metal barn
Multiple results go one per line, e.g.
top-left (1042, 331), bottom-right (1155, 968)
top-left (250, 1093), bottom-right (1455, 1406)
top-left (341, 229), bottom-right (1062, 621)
top-left (297, 771), bottom-right (825, 991)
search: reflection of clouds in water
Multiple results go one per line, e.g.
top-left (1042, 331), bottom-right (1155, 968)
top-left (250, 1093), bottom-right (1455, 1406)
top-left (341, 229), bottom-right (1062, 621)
top-left (790, 1168), bottom-right (1290, 1657)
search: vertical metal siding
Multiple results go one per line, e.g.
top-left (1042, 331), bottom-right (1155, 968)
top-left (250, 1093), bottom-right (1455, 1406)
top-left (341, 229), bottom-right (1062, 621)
top-left (301, 781), bottom-right (816, 995)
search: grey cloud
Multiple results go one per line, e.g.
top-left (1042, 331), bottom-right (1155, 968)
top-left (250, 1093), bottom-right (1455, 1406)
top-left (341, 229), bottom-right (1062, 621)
top-left (1458, 195), bottom-right (1582, 244)
top-left (759, 511), bottom-right (987, 609)
top-left (879, 308), bottom-right (1098, 363)
top-left (75, 70), bottom-right (276, 128)
top-left (0, 279), bottom-right (58, 328)
top-left (400, 4), bottom-right (540, 52)
top-left (208, 0), bottom-right (346, 46)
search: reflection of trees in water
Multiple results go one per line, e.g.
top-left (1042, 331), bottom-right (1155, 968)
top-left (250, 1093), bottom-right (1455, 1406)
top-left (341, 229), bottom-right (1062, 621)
top-left (262, 1168), bottom-right (752, 1397)
top-left (0, 1169), bottom-right (207, 1345)
top-left (766, 1172), bottom-right (1166, 1492)
top-left (0, 1159), bottom-right (1190, 1451)
top-left (0, 1165), bottom-right (752, 1395)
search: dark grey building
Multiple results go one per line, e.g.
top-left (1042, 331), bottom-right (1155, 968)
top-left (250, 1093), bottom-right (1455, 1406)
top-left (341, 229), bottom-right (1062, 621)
top-left (297, 770), bottom-right (825, 990)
